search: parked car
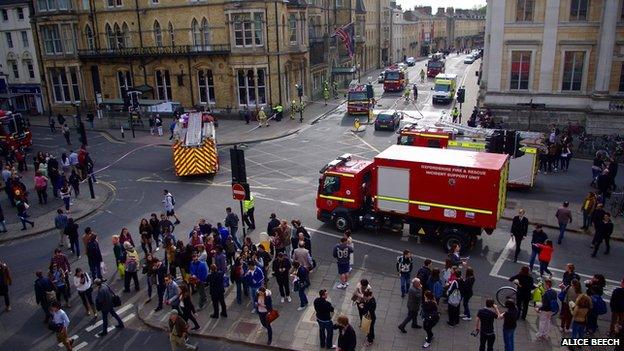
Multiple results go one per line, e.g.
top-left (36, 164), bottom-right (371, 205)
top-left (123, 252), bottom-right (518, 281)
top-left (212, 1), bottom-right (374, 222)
top-left (374, 111), bottom-right (402, 131)
top-left (405, 57), bottom-right (416, 66)
top-left (464, 55), bottom-right (475, 64)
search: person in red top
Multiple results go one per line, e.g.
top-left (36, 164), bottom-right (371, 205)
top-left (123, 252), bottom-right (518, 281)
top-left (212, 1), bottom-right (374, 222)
top-left (533, 240), bottom-right (554, 277)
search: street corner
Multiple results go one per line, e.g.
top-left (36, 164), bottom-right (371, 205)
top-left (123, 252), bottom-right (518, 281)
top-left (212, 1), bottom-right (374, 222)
top-left (0, 180), bottom-right (116, 244)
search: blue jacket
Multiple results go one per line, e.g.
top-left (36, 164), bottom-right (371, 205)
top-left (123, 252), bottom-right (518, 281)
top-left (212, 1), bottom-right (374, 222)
top-left (218, 227), bottom-right (230, 247)
top-left (54, 214), bottom-right (68, 230)
top-left (246, 267), bottom-right (264, 289)
top-left (189, 260), bottom-right (208, 282)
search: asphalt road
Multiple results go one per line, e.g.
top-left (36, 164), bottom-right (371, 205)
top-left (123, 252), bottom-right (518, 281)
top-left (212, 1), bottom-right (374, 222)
top-left (0, 54), bottom-right (621, 350)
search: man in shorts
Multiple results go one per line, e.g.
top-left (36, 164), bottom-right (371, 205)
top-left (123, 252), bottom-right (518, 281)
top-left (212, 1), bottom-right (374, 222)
top-left (333, 238), bottom-right (353, 289)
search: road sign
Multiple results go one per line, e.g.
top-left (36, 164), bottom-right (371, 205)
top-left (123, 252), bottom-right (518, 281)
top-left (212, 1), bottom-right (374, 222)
top-left (232, 183), bottom-right (247, 201)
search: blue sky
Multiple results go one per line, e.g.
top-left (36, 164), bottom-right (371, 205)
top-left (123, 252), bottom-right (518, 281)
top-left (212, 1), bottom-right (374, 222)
top-left (396, 0), bottom-right (487, 10)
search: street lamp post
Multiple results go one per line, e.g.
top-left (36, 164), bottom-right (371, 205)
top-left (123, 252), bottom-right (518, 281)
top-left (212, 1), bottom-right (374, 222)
top-left (357, 63), bottom-right (361, 83)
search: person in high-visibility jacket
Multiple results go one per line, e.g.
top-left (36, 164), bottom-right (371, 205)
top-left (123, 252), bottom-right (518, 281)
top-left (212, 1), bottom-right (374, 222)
top-left (243, 193), bottom-right (256, 230)
top-left (258, 108), bottom-right (268, 127)
top-left (323, 87), bottom-right (330, 106)
top-left (274, 103), bottom-right (284, 121)
top-left (451, 107), bottom-right (460, 123)
top-left (290, 100), bottom-right (297, 120)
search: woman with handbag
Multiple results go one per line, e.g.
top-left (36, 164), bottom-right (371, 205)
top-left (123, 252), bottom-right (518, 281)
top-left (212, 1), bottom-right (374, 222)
top-left (178, 285), bottom-right (200, 330)
top-left (446, 271), bottom-right (462, 326)
top-left (74, 268), bottom-right (96, 316)
top-left (422, 291), bottom-right (440, 348)
top-left (360, 290), bottom-right (377, 346)
top-left (352, 279), bottom-right (372, 323)
top-left (112, 235), bottom-right (126, 280)
top-left (291, 261), bottom-right (309, 310)
top-left (256, 287), bottom-right (274, 345)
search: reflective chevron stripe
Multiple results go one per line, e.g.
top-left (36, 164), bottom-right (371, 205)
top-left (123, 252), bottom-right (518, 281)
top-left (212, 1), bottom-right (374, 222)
top-left (173, 138), bottom-right (219, 176)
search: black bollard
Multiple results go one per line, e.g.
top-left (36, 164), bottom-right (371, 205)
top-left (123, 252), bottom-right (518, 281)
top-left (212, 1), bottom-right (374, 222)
top-left (88, 176), bottom-right (95, 199)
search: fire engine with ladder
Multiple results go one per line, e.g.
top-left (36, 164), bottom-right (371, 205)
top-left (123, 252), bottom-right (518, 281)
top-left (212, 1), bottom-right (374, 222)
top-left (397, 120), bottom-right (543, 189)
top-left (172, 112), bottom-right (219, 176)
top-left (0, 110), bottom-right (32, 149)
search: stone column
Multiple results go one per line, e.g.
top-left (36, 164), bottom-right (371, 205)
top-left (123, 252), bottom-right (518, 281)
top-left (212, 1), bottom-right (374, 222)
top-left (594, 0), bottom-right (618, 93)
top-left (538, 0), bottom-right (560, 93)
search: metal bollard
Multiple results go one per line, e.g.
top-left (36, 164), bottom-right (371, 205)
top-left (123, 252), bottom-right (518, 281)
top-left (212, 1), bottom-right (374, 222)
top-left (121, 125), bottom-right (125, 138)
top-left (88, 176), bottom-right (95, 199)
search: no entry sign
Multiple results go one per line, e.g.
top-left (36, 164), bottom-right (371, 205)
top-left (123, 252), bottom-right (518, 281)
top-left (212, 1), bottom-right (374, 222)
top-left (232, 183), bottom-right (247, 201)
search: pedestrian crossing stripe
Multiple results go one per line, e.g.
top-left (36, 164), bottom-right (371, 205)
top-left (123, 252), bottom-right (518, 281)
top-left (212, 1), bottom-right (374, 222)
top-left (172, 138), bottom-right (219, 176)
top-left (85, 303), bottom-right (133, 332)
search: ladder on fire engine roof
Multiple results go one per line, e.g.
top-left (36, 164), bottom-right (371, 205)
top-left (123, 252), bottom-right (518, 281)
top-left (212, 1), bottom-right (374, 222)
top-left (184, 112), bottom-right (203, 147)
top-left (433, 120), bottom-right (545, 141)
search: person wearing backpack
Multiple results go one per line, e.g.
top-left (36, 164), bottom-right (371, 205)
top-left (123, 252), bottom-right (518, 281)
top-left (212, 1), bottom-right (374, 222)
top-left (427, 268), bottom-right (444, 303)
top-left (536, 278), bottom-right (558, 340)
top-left (446, 270), bottom-right (462, 326)
top-left (162, 189), bottom-right (180, 224)
top-left (396, 250), bottom-right (413, 298)
top-left (122, 242), bottom-right (140, 292)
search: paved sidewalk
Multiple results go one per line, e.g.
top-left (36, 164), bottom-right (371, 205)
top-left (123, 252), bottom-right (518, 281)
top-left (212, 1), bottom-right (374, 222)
top-left (27, 100), bottom-right (345, 147)
top-left (137, 258), bottom-right (610, 351)
top-left (0, 180), bottom-right (114, 243)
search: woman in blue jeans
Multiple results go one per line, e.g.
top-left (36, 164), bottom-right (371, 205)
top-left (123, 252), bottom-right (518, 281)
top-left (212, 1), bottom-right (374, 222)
top-left (291, 261), bottom-right (309, 310)
top-left (570, 293), bottom-right (591, 339)
top-left (502, 299), bottom-right (518, 351)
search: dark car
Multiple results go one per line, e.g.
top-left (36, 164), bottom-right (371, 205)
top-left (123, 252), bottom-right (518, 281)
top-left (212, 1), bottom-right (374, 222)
top-left (374, 111), bottom-right (402, 131)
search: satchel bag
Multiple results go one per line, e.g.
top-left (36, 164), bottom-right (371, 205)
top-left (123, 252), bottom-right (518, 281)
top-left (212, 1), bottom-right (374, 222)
top-left (360, 312), bottom-right (372, 334)
top-left (267, 309), bottom-right (280, 324)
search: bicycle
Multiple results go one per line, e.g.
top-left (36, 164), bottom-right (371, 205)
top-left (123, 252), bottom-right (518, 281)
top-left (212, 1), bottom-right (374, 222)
top-left (496, 284), bottom-right (517, 306)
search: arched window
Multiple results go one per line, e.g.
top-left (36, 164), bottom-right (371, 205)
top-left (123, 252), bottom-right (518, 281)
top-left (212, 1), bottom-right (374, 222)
top-left (191, 19), bottom-right (201, 47)
top-left (122, 22), bottom-right (130, 47)
top-left (168, 22), bottom-right (175, 46)
top-left (117, 70), bottom-right (133, 98)
top-left (288, 14), bottom-right (297, 43)
top-left (106, 23), bottom-right (115, 49)
top-left (201, 18), bottom-right (210, 48)
top-left (154, 20), bottom-right (162, 47)
top-left (113, 23), bottom-right (122, 48)
top-left (85, 24), bottom-right (94, 50)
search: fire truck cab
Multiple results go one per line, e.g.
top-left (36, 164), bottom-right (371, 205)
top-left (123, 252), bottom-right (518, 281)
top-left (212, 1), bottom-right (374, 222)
top-left (383, 65), bottom-right (408, 92)
top-left (427, 53), bottom-right (446, 78)
top-left (0, 110), bottom-right (32, 149)
top-left (347, 84), bottom-right (373, 115)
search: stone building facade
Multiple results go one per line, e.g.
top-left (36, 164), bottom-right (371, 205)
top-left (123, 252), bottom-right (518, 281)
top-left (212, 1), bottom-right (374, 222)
top-left (481, 0), bottom-right (624, 133)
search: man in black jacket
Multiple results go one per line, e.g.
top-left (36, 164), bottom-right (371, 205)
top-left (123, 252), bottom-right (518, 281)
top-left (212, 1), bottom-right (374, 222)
top-left (314, 289), bottom-right (335, 349)
top-left (398, 278), bottom-right (422, 332)
top-left (529, 225), bottom-right (547, 271)
top-left (511, 209), bottom-right (529, 262)
top-left (34, 270), bottom-right (55, 323)
top-left (153, 259), bottom-right (167, 312)
top-left (208, 264), bottom-right (227, 318)
top-left (592, 212), bottom-right (614, 257)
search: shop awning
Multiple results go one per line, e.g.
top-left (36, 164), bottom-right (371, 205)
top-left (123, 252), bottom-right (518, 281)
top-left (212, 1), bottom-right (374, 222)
top-left (332, 66), bottom-right (357, 75)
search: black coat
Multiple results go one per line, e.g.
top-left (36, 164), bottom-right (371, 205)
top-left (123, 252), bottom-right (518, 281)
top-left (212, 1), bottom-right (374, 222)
top-left (208, 271), bottom-right (225, 297)
top-left (336, 324), bottom-right (357, 351)
top-left (511, 216), bottom-right (529, 238)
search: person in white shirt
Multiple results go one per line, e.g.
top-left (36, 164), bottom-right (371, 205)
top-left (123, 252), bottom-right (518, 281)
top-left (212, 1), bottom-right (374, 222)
top-left (73, 268), bottom-right (96, 316)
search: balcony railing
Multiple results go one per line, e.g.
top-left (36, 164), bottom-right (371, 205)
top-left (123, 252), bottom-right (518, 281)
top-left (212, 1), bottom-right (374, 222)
top-left (78, 44), bottom-right (231, 59)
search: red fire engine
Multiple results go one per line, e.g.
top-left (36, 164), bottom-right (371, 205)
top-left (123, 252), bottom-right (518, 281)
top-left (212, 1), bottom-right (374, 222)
top-left (383, 65), bottom-right (408, 92)
top-left (427, 53), bottom-right (446, 78)
top-left (0, 110), bottom-right (32, 149)
top-left (347, 84), bottom-right (373, 115)
top-left (316, 145), bottom-right (508, 251)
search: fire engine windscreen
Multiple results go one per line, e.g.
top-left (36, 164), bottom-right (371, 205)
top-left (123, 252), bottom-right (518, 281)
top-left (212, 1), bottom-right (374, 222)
top-left (348, 92), bottom-right (368, 101)
top-left (428, 61), bottom-right (443, 69)
top-left (385, 71), bottom-right (400, 80)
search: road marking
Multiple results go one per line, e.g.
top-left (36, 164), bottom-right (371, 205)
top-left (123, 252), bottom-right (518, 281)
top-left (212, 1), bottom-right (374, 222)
top-left (254, 192), bottom-right (301, 207)
top-left (85, 303), bottom-right (133, 332)
top-left (73, 341), bottom-right (88, 351)
top-left (99, 132), bottom-right (125, 144)
top-left (307, 228), bottom-right (444, 265)
top-left (94, 144), bottom-right (157, 175)
top-left (135, 177), bottom-right (277, 190)
top-left (348, 131), bottom-right (380, 153)
top-left (58, 335), bottom-right (78, 347)
top-left (489, 237), bottom-right (515, 279)
top-left (94, 313), bottom-right (135, 337)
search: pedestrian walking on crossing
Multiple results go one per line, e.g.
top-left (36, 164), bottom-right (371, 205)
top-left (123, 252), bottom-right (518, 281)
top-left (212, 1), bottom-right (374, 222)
top-left (163, 190), bottom-right (181, 225)
top-left (34, 270), bottom-right (55, 323)
top-left (94, 279), bottom-right (125, 337)
top-left (74, 268), bottom-right (96, 316)
top-left (510, 209), bottom-right (529, 262)
top-left (168, 310), bottom-right (198, 350)
top-left (50, 301), bottom-right (73, 351)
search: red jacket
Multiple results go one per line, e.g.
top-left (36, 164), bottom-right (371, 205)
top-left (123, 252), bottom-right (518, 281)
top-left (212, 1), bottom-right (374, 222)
top-left (535, 244), bottom-right (553, 263)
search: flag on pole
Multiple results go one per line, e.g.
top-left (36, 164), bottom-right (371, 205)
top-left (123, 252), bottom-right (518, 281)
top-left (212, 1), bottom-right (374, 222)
top-left (333, 22), bottom-right (354, 59)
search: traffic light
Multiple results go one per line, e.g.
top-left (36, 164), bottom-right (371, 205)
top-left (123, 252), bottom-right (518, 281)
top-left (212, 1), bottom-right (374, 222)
top-left (229, 147), bottom-right (247, 185)
top-left (296, 84), bottom-right (304, 98)
top-left (503, 130), bottom-right (525, 158)
top-left (457, 87), bottom-right (465, 103)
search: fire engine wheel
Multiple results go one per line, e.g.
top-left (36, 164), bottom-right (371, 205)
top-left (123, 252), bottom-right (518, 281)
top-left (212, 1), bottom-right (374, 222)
top-left (333, 213), bottom-right (352, 232)
top-left (441, 229), bottom-right (468, 253)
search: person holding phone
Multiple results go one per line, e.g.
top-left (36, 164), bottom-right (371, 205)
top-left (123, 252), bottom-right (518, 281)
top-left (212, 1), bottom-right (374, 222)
top-left (475, 299), bottom-right (503, 351)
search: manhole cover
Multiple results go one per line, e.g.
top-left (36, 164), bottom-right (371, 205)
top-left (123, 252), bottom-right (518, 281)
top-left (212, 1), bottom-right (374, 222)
top-left (233, 321), bottom-right (257, 334)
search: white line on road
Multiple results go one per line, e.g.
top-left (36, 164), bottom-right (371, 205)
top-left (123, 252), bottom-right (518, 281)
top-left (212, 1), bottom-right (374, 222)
top-left (349, 131), bottom-right (380, 153)
top-left (135, 177), bottom-right (277, 190)
top-left (85, 303), bottom-right (133, 332)
top-left (489, 238), bottom-right (515, 279)
top-left (73, 341), bottom-right (88, 351)
top-left (307, 228), bottom-right (444, 265)
top-left (58, 335), bottom-right (78, 347)
top-left (94, 313), bottom-right (136, 337)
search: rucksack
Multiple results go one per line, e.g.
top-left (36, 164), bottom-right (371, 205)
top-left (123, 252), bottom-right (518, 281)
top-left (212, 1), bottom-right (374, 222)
top-left (168, 194), bottom-right (175, 206)
top-left (448, 282), bottom-right (461, 306)
top-left (592, 295), bottom-right (607, 315)
top-left (125, 257), bottom-right (138, 273)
